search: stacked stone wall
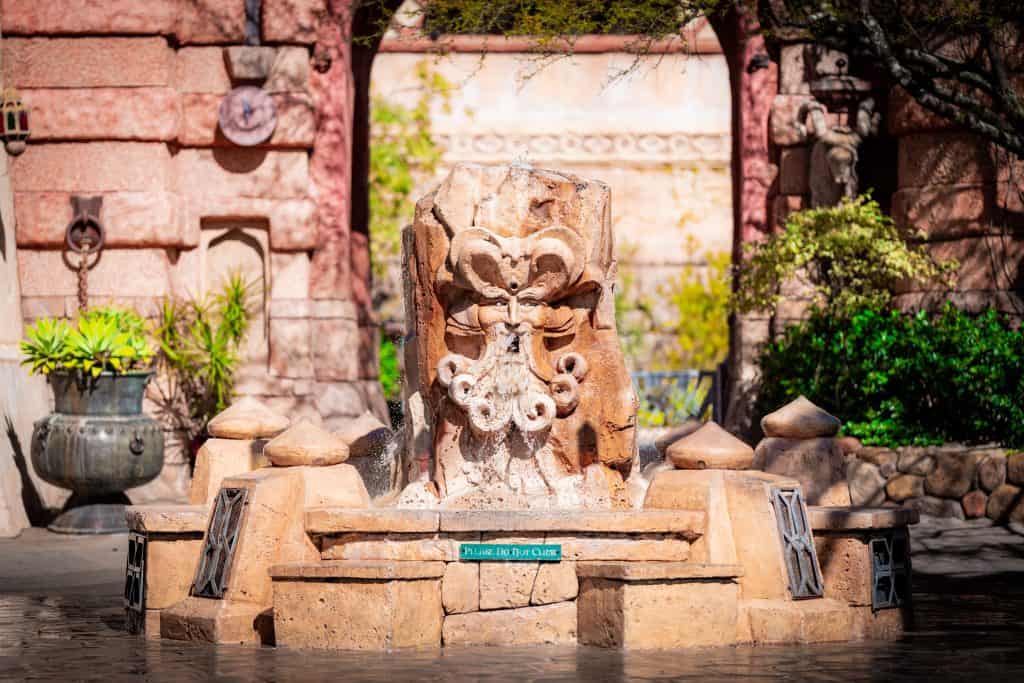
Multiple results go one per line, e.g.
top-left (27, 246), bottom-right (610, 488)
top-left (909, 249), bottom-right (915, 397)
top-left (2, 0), bottom-right (385, 502)
top-left (847, 445), bottom-right (1024, 524)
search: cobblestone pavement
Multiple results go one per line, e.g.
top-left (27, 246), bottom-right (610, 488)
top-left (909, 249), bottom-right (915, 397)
top-left (0, 519), bottom-right (1022, 682)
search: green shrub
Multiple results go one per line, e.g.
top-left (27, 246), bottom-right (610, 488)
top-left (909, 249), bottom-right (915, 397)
top-left (757, 305), bottom-right (1024, 448)
top-left (151, 273), bottom-right (255, 441)
top-left (732, 195), bottom-right (954, 319)
top-left (21, 306), bottom-right (154, 377)
top-left (379, 335), bottom-right (400, 402)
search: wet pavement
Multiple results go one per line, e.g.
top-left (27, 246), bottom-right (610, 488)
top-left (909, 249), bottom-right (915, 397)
top-left (1, 521), bottom-right (1023, 681)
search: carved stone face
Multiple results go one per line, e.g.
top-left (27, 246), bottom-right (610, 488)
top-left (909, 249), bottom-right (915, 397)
top-left (436, 226), bottom-right (588, 437)
top-left (401, 163), bottom-right (638, 509)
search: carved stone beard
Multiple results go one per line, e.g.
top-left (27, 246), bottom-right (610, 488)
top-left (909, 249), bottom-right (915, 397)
top-left (437, 322), bottom-right (557, 438)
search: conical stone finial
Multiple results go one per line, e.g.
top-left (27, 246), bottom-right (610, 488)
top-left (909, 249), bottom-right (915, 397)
top-left (760, 396), bottom-right (841, 439)
top-left (666, 421), bottom-right (754, 470)
top-left (207, 396), bottom-right (290, 439)
top-left (264, 418), bottom-right (349, 467)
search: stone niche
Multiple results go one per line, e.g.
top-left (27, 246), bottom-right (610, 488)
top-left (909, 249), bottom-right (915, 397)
top-left (400, 163), bottom-right (639, 510)
top-left (201, 220), bottom-right (270, 368)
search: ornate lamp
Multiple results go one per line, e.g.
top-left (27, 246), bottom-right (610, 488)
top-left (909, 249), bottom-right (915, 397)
top-left (1, 88), bottom-right (30, 155)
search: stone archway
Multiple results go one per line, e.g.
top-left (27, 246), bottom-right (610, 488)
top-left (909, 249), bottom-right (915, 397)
top-left (340, 3), bottom-right (776, 433)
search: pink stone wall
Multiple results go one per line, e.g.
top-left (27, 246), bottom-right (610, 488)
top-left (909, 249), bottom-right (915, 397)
top-left (4, 0), bottom-right (385, 499)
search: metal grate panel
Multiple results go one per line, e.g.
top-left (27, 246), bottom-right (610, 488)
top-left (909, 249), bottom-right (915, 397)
top-left (871, 528), bottom-right (911, 610)
top-left (124, 531), bottom-right (146, 613)
top-left (771, 487), bottom-right (825, 599)
top-left (191, 487), bottom-right (249, 599)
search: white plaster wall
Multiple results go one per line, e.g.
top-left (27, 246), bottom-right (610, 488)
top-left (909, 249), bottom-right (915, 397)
top-left (371, 50), bottom-right (732, 268)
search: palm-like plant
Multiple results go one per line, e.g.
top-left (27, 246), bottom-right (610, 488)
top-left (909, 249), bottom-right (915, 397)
top-left (21, 307), bottom-right (154, 377)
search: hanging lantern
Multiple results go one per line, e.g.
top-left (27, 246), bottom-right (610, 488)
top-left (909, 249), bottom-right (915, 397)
top-left (1, 88), bottom-right (30, 156)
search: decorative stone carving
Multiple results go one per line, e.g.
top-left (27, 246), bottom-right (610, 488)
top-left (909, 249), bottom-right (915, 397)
top-left (793, 47), bottom-right (880, 208)
top-left (206, 396), bottom-right (289, 439)
top-left (400, 163), bottom-right (638, 509)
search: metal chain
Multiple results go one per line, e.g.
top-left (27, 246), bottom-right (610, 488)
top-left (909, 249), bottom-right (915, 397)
top-left (76, 250), bottom-right (89, 312)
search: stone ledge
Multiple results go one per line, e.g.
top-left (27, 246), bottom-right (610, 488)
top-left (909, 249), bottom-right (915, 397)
top-left (576, 562), bottom-right (743, 581)
top-left (807, 506), bottom-right (919, 531)
top-left (269, 560), bottom-right (446, 580)
top-left (306, 508), bottom-right (441, 533)
top-left (438, 510), bottom-right (705, 536)
top-left (125, 505), bottom-right (208, 533)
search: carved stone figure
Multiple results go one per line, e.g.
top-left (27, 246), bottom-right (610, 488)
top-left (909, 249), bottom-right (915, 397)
top-left (797, 97), bottom-right (879, 207)
top-left (399, 163), bottom-right (638, 509)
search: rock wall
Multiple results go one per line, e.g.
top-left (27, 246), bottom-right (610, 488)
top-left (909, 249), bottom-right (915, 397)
top-left (2, 0), bottom-right (387, 502)
top-left (846, 444), bottom-right (1024, 524)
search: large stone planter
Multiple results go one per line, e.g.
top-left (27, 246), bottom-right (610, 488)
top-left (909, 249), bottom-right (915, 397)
top-left (32, 371), bottom-right (164, 534)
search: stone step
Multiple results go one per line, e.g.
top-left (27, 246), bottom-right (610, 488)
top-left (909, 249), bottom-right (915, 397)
top-left (125, 504), bottom-right (208, 533)
top-left (807, 505), bottom-right (919, 531)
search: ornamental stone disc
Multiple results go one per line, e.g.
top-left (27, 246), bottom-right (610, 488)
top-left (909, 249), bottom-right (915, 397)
top-left (218, 86), bottom-right (277, 146)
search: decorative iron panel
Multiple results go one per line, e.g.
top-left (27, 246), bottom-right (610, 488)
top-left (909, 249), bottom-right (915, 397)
top-left (771, 487), bottom-right (825, 599)
top-left (871, 528), bottom-right (911, 611)
top-left (191, 487), bottom-right (249, 599)
top-left (124, 531), bottom-right (146, 613)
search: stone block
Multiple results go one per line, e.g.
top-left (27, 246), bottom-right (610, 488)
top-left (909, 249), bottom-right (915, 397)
top-left (813, 534), bottom-right (872, 606)
top-left (314, 381), bottom-right (365, 419)
top-left (3, 0), bottom-right (180, 35)
top-left (179, 92), bottom-right (315, 148)
top-left (17, 249), bottom-right (171, 298)
top-left (269, 317), bottom-right (314, 378)
top-left (305, 509), bottom-right (440, 534)
top-left (888, 86), bottom-right (957, 136)
top-left (189, 438), bottom-right (269, 505)
top-left (908, 495), bottom-right (966, 520)
top-left (856, 447), bottom-right (898, 478)
top-left (1007, 452), bottom-right (1024, 486)
top-left (779, 44), bottom-right (810, 94)
top-left (125, 505), bottom-right (208, 534)
top-left (885, 474), bottom-right (924, 503)
top-left (846, 458), bottom-right (886, 506)
top-left (442, 602), bottom-right (577, 646)
top-left (23, 87), bottom-right (179, 142)
top-left (546, 534), bottom-right (690, 562)
top-left (770, 95), bottom-right (814, 146)
top-left (978, 454), bottom-right (1008, 492)
top-left (262, 0), bottom-right (325, 44)
top-left (578, 577), bottom-right (738, 649)
top-left (177, 0), bottom-right (246, 44)
top-left (16, 191), bottom-right (188, 248)
top-left (11, 142), bottom-right (171, 192)
top-left (986, 484), bottom-right (1024, 523)
top-left (160, 599), bottom-right (268, 645)
top-left (741, 598), bottom-right (857, 645)
top-left (779, 147), bottom-right (810, 194)
top-left (320, 533), bottom-right (468, 562)
top-left (897, 132), bottom-right (1000, 189)
top-left (145, 537), bottom-right (203, 610)
top-left (298, 463), bottom-right (368, 508)
top-left (175, 47), bottom-right (232, 93)
top-left (442, 561), bottom-right (479, 614)
top-left (270, 252), bottom-right (311, 299)
top-left (531, 562), bottom-right (578, 605)
top-left (175, 148), bottom-right (310, 200)
top-left (479, 533), bottom-right (541, 610)
top-left (961, 490), bottom-right (988, 519)
top-left (754, 437), bottom-right (851, 506)
top-left (273, 572), bottom-right (442, 650)
top-left (3, 38), bottom-right (173, 88)
top-left (893, 185), bottom-right (1024, 239)
top-left (225, 46), bottom-right (278, 81)
top-left (897, 449), bottom-right (936, 476)
top-left (266, 47), bottom-right (311, 93)
top-left (924, 450), bottom-right (983, 499)
top-left (312, 318), bottom-right (360, 381)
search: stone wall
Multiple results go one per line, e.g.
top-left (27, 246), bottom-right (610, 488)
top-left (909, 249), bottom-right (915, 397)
top-left (2, 0), bottom-right (386, 503)
top-left (847, 444), bottom-right (1024, 524)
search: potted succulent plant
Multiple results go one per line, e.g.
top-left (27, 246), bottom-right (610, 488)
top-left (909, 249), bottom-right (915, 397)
top-left (21, 306), bottom-right (164, 533)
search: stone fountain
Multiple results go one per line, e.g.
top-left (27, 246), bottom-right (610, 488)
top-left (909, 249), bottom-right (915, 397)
top-left (123, 163), bottom-right (917, 650)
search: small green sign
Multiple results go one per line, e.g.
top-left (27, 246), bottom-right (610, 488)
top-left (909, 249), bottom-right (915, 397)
top-left (459, 543), bottom-right (562, 562)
